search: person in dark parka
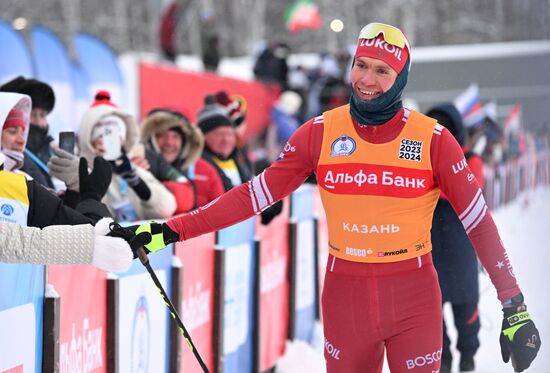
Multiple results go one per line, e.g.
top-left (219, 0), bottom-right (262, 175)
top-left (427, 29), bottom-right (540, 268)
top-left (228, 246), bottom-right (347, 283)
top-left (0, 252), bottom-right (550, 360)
top-left (427, 103), bottom-right (485, 373)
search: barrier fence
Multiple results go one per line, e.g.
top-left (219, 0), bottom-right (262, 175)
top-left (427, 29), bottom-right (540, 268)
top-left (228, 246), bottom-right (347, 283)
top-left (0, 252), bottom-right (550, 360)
top-left (1, 152), bottom-right (550, 373)
top-left (484, 151), bottom-right (550, 210)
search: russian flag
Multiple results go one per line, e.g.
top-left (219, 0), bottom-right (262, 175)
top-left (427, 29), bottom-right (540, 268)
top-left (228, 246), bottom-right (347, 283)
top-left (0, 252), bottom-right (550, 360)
top-left (503, 102), bottom-right (521, 138)
top-left (453, 83), bottom-right (485, 128)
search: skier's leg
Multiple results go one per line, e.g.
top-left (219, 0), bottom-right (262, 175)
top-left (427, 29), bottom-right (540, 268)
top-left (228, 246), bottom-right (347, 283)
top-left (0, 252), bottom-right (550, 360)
top-left (321, 256), bottom-right (385, 373)
top-left (385, 264), bottom-right (443, 373)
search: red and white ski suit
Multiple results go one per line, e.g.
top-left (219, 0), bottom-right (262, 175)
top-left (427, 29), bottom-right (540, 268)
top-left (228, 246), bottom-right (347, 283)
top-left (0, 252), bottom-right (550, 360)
top-left (167, 107), bottom-right (520, 373)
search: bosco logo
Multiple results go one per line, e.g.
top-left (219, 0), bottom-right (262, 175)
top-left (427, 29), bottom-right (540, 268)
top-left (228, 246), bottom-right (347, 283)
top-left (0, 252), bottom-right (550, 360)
top-left (1, 203), bottom-right (14, 216)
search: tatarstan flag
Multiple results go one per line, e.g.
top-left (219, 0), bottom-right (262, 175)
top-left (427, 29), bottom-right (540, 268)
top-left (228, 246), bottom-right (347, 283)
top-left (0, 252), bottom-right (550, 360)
top-left (284, 0), bottom-right (322, 32)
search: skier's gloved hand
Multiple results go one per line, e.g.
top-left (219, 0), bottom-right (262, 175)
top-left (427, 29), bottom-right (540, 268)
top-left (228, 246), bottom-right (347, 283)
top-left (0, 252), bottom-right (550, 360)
top-left (133, 221), bottom-right (179, 254)
top-left (108, 221), bottom-right (179, 257)
top-left (500, 296), bottom-right (541, 372)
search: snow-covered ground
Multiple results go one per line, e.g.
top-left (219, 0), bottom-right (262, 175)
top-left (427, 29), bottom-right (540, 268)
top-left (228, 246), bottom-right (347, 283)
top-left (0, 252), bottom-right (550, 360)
top-left (276, 186), bottom-right (550, 373)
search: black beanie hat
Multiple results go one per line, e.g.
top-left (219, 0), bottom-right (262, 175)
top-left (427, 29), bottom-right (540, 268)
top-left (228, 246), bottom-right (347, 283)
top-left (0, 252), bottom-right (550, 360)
top-left (196, 95), bottom-right (233, 134)
top-left (426, 103), bottom-right (465, 146)
top-left (0, 76), bottom-right (55, 113)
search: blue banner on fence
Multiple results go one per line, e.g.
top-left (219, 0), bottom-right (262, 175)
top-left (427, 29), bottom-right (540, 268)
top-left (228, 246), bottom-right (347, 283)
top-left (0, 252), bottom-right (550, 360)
top-left (291, 184), bottom-right (315, 222)
top-left (74, 32), bottom-right (125, 107)
top-left (0, 18), bottom-right (34, 84)
top-left (217, 218), bottom-right (256, 373)
top-left (116, 237), bottom-right (173, 373)
top-left (0, 263), bottom-right (44, 373)
top-left (70, 62), bottom-right (91, 131)
top-left (31, 25), bottom-right (75, 138)
top-left (291, 185), bottom-right (317, 342)
top-left (293, 220), bottom-right (317, 342)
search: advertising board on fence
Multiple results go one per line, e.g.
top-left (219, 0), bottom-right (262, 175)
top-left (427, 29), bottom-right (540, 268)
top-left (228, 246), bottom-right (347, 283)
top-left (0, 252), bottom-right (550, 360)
top-left (217, 218), bottom-right (256, 373)
top-left (116, 245), bottom-right (173, 373)
top-left (175, 233), bottom-right (216, 373)
top-left (48, 265), bottom-right (107, 373)
top-left (256, 198), bottom-right (290, 371)
top-left (0, 262), bottom-right (43, 373)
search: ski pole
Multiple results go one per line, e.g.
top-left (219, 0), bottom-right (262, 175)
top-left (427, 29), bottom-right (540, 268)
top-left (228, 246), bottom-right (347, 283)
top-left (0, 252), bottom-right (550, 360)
top-left (135, 246), bottom-right (210, 373)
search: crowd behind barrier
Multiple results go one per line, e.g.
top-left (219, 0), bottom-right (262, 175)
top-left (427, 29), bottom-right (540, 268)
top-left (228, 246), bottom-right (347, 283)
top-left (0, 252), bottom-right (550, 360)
top-left (483, 151), bottom-right (550, 210)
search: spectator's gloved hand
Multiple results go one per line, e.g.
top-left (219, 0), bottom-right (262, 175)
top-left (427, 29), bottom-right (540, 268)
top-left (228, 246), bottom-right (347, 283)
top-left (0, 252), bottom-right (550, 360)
top-left (108, 221), bottom-right (179, 258)
top-left (260, 200), bottom-right (283, 225)
top-left (48, 148), bottom-right (80, 191)
top-left (91, 218), bottom-right (133, 272)
top-left (79, 157), bottom-right (112, 201)
top-left (109, 152), bottom-right (140, 186)
top-left (500, 299), bottom-right (541, 372)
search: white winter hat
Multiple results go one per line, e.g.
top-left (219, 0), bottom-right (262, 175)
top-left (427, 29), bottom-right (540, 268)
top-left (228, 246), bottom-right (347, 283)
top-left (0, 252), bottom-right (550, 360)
top-left (277, 91), bottom-right (302, 116)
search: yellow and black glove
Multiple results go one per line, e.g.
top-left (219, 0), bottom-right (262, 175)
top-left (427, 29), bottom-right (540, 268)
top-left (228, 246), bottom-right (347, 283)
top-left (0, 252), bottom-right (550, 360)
top-left (109, 221), bottom-right (179, 257)
top-left (500, 294), bottom-right (541, 372)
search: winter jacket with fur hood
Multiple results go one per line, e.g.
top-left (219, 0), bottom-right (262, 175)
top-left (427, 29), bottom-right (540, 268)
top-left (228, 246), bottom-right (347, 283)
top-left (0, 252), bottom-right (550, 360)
top-left (79, 104), bottom-right (176, 221)
top-left (141, 110), bottom-right (224, 207)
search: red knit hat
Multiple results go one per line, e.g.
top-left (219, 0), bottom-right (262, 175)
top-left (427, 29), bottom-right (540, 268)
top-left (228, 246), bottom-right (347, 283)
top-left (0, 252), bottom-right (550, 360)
top-left (3, 108), bottom-right (26, 130)
top-left (91, 90), bottom-right (118, 108)
top-left (355, 29), bottom-right (410, 74)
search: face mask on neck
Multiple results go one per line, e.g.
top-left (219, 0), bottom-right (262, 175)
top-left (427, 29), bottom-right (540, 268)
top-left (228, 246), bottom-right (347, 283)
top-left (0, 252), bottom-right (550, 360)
top-left (349, 58), bottom-right (410, 126)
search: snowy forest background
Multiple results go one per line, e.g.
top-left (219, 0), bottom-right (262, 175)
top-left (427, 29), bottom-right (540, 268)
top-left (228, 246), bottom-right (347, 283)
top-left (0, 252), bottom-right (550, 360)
top-left (2, 0), bottom-right (550, 58)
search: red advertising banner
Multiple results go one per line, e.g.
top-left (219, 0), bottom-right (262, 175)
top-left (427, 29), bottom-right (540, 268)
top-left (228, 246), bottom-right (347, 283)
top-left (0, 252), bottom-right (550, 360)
top-left (256, 198), bottom-right (290, 371)
top-left (48, 265), bottom-right (107, 373)
top-left (175, 233), bottom-right (216, 373)
top-left (139, 63), bottom-right (279, 142)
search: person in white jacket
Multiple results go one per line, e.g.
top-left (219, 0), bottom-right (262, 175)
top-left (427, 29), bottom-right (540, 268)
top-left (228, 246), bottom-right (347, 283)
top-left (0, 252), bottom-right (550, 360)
top-left (0, 216), bottom-right (132, 272)
top-left (77, 91), bottom-right (176, 221)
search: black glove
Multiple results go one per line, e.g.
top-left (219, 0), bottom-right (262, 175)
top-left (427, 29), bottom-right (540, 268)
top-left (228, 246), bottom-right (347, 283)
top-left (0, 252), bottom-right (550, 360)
top-left (109, 153), bottom-right (140, 186)
top-left (260, 200), bottom-right (283, 225)
top-left (109, 153), bottom-right (152, 200)
top-left (500, 303), bottom-right (541, 372)
top-left (79, 157), bottom-right (113, 201)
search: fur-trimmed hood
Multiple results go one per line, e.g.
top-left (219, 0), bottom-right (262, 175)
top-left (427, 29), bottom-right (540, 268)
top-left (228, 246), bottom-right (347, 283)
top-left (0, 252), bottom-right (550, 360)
top-left (140, 110), bottom-right (204, 172)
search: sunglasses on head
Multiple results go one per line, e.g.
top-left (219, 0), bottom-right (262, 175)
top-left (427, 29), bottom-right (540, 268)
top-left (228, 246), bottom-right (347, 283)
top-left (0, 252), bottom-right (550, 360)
top-left (358, 22), bottom-right (410, 50)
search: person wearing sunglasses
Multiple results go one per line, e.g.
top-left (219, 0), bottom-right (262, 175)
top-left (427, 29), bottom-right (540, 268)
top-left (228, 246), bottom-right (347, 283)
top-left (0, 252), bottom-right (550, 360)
top-left (118, 23), bottom-right (540, 372)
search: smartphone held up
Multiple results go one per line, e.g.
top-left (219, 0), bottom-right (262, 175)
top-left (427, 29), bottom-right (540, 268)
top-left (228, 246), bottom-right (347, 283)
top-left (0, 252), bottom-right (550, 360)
top-left (59, 131), bottom-right (75, 154)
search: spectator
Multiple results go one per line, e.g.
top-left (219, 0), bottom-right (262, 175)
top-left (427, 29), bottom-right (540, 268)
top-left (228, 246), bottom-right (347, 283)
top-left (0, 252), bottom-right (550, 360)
top-left (202, 34), bottom-right (220, 72)
top-left (213, 90), bottom-right (248, 147)
top-left (79, 91), bottom-right (176, 221)
top-left (0, 92), bottom-right (29, 173)
top-left (197, 95), bottom-right (282, 224)
top-left (0, 76), bottom-right (57, 189)
top-left (426, 103), bottom-right (485, 372)
top-left (253, 41), bottom-right (290, 90)
top-left (141, 108), bottom-right (223, 209)
top-left (266, 90), bottom-right (302, 162)
top-left (197, 96), bottom-right (251, 191)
